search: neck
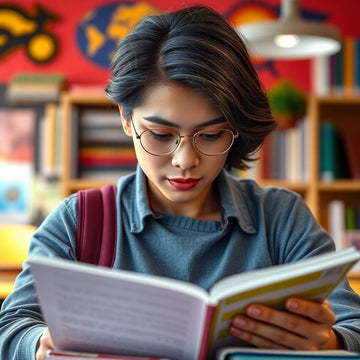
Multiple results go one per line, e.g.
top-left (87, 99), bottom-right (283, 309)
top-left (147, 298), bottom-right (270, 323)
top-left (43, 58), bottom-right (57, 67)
top-left (147, 182), bottom-right (221, 221)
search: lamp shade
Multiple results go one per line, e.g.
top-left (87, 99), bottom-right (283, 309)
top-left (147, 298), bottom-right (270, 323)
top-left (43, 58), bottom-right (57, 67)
top-left (237, 0), bottom-right (342, 59)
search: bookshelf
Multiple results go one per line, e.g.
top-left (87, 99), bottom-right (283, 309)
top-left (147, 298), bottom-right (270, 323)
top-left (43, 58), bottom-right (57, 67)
top-left (256, 95), bottom-right (360, 227)
top-left (258, 94), bottom-right (360, 287)
top-left (307, 95), bottom-right (360, 229)
top-left (61, 91), bottom-right (136, 198)
top-left (61, 92), bottom-right (360, 225)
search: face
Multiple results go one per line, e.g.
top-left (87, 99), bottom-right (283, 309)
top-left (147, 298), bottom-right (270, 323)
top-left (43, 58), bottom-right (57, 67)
top-left (120, 83), bottom-right (230, 218)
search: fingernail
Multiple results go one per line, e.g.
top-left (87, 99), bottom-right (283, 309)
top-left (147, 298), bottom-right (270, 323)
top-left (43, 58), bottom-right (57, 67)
top-left (247, 306), bottom-right (261, 317)
top-left (230, 326), bottom-right (243, 336)
top-left (234, 317), bottom-right (247, 327)
top-left (287, 299), bottom-right (299, 309)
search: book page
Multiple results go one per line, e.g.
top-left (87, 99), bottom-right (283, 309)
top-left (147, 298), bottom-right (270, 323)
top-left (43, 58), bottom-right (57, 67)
top-left (29, 258), bottom-right (209, 360)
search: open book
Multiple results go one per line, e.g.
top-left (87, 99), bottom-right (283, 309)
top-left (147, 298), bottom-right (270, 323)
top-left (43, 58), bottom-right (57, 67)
top-left (29, 247), bottom-right (360, 360)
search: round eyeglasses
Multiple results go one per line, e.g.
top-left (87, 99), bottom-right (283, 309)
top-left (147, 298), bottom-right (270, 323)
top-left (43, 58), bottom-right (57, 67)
top-left (131, 119), bottom-right (238, 156)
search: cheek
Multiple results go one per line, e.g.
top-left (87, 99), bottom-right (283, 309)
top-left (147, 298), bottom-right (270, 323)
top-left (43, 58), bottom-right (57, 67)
top-left (134, 143), bottom-right (168, 172)
top-left (204, 154), bottom-right (228, 172)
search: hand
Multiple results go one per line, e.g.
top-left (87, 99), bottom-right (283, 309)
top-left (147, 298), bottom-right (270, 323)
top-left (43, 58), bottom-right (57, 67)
top-left (230, 298), bottom-right (343, 350)
top-left (36, 328), bottom-right (55, 360)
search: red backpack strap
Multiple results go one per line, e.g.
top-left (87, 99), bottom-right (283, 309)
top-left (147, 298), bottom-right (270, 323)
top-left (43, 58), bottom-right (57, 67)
top-left (76, 184), bottom-right (117, 267)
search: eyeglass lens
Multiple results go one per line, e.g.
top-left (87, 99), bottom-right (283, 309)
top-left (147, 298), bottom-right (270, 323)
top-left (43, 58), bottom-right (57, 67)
top-left (139, 129), bottom-right (235, 156)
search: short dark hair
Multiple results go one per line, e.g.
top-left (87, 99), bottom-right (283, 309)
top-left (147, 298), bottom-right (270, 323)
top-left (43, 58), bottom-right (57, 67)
top-left (105, 5), bottom-right (276, 170)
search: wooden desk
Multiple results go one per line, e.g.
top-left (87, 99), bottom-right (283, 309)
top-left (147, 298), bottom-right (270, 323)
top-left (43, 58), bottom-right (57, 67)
top-left (0, 268), bottom-right (21, 299)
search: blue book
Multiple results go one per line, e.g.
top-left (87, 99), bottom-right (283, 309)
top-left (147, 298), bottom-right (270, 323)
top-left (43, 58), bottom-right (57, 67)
top-left (332, 46), bottom-right (344, 94)
top-left (217, 348), bottom-right (360, 360)
top-left (319, 122), bottom-right (339, 181)
top-left (354, 38), bottom-right (360, 93)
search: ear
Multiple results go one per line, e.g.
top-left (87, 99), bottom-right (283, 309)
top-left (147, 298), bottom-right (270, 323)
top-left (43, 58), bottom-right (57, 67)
top-left (119, 106), bottom-right (132, 136)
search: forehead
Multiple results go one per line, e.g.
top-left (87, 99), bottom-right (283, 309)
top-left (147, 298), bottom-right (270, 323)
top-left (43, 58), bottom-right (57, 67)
top-left (132, 82), bottom-right (223, 128)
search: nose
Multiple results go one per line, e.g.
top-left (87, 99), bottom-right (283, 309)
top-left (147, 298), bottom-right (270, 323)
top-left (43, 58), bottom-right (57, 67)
top-left (171, 136), bottom-right (200, 170)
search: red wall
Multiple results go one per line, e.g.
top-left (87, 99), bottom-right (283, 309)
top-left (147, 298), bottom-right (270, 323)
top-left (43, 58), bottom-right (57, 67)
top-left (1, 0), bottom-right (360, 92)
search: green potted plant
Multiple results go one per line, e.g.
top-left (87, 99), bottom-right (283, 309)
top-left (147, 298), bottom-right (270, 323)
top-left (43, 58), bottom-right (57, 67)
top-left (267, 79), bottom-right (307, 130)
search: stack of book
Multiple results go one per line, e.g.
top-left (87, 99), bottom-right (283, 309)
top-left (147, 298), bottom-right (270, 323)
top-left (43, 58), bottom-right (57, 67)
top-left (313, 36), bottom-right (360, 95)
top-left (319, 122), bottom-right (360, 182)
top-left (6, 73), bottom-right (67, 104)
top-left (328, 200), bottom-right (360, 273)
top-left (72, 108), bottom-right (137, 179)
top-left (260, 117), bottom-right (308, 182)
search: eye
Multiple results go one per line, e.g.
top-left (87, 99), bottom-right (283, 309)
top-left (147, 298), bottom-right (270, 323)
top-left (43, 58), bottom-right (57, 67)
top-left (197, 130), bottom-right (224, 142)
top-left (148, 130), bottom-right (177, 142)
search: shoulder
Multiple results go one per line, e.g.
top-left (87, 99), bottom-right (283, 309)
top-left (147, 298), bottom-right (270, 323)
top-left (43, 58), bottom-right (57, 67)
top-left (221, 171), bottom-right (314, 228)
top-left (222, 171), bottom-right (301, 206)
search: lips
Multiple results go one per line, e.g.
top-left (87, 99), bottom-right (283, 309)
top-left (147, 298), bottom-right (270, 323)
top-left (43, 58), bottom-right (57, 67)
top-left (168, 178), bottom-right (201, 190)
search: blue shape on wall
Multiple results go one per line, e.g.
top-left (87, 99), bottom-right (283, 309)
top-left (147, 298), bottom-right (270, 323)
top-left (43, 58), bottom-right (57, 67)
top-left (76, 1), bottom-right (159, 69)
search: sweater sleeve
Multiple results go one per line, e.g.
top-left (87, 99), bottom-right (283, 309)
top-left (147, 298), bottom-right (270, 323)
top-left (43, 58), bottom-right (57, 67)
top-left (0, 195), bottom-right (78, 360)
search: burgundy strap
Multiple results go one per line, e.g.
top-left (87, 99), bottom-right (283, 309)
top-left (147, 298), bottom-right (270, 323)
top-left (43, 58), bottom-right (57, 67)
top-left (76, 184), bottom-right (117, 267)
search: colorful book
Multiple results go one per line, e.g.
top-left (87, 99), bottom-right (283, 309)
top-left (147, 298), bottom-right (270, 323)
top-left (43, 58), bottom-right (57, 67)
top-left (6, 73), bottom-right (66, 103)
top-left (345, 207), bottom-right (357, 232)
top-left (29, 248), bottom-right (360, 360)
top-left (311, 55), bottom-right (330, 95)
top-left (344, 37), bottom-right (355, 95)
top-left (354, 38), bottom-right (360, 94)
top-left (216, 347), bottom-right (360, 360)
top-left (342, 129), bottom-right (360, 179)
top-left (332, 45), bottom-right (344, 94)
top-left (328, 200), bottom-right (346, 249)
top-left (319, 122), bottom-right (348, 181)
top-left (260, 134), bottom-right (271, 180)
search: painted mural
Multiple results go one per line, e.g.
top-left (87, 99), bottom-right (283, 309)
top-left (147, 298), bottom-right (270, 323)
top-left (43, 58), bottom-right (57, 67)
top-left (75, 0), bottom-right (332, 75)
top-left (0, 0), bottom-right (358, 91)
top-left (0, 4), bottom-right (59, 63)
top-left (77, 2), bottom-right (158, 69)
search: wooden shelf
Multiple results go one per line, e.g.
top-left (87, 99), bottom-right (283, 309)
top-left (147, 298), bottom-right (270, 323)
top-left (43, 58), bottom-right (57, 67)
top-left (258, 180), bottom-right (309, 193)
top-left (318, 180), bottom-right (360, 191)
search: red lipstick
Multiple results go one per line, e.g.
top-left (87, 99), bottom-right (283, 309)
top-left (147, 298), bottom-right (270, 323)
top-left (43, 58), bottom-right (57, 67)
top-left (168, 178), bottom-right (200, 190)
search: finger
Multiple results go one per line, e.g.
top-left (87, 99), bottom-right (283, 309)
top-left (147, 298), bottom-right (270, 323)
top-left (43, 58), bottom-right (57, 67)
top-left (230, 323), bottom-right (291, 350)
top-left (243, 303), bottom-right (333, 346)
top-left (285, 298), bottom-right (336, 325)
top-left (231, 314), bottom-right (316, 350)
top-left (36, 329), bottom-right (55, 360)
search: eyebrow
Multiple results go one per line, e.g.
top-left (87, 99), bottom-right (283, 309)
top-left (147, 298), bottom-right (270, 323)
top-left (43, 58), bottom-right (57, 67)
top-left (142, 116), bottom-right (227, 128)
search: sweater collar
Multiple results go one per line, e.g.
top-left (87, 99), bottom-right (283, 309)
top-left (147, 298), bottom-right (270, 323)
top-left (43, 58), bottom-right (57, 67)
top-left (130, 166), bottom-right (256, 234)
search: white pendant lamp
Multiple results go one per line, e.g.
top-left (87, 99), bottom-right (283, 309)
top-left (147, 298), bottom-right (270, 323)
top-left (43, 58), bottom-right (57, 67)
top-left (238, 0), bottom-right (342, 59)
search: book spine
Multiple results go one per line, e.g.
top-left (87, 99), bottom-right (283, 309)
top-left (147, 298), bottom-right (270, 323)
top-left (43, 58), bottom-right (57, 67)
top-left (345, 207), bottom-right (357, 232)
top-left (298, 117), bottom-right (308, 182)
top-left (355, 38), bottom-right (360, 94)
top-left (319, 122), bottom-right (338, 181)
top-left (344, 36), bottom-right (354, 95)
top-left (332, 45), bottom-right (344, 94)
top-left (261, 134), bottom-right (272, 180)
top-left (311, 56), bottom-right (330, 95)
top-left (342, 129), bottom-right (360, 179)
top-left (328, 200), bottom-right (346, 249)
top-left (70, 108), bottom-right (80, 179)
top-left (198, 305), bottom-right (216, 360)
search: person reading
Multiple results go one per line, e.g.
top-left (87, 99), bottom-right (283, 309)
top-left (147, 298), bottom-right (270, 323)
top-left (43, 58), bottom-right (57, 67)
top-left (1, 6), bottom-right (360, 360)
